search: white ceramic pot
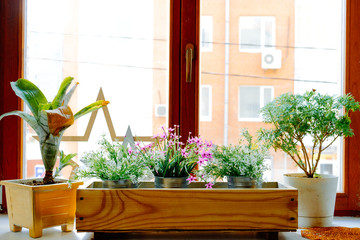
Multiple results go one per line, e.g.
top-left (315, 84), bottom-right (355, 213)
top-left (283, 173), bottom-right (338, 228)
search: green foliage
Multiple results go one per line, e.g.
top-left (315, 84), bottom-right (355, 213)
top-left (76, 137), bottom-right (148, 183)
top-left (199, 129), bottom-right (270, 182)
top-left (54, 151), bottom-right (77, 178)
top-left (260, 91), bottom-right (360, 178)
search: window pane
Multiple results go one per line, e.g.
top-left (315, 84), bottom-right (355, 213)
top-left (264, 19), bottom-right (275, 48)
top-left (200, 86), bottom-right (211, 120)
top-left (239, 87), bottom-right (260, 118)
top-left (24, 0), bottom-right (170, 179)
top-left (200, 0), bottom-right (345, 191)
top-left (200, 16), bottom-right (213, 51)
top-left (239, 17), bottom-right (261, 50)
top-left (263, 87), bottom-right (272, 106)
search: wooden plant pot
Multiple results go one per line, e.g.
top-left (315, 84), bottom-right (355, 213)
top-left (0, 178), bottom-right (83, 238)
top-left (77, 181), bottom-right (298, 237)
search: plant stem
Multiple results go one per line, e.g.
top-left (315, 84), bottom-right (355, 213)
top-left (43, 171), bottom-right (55, 184)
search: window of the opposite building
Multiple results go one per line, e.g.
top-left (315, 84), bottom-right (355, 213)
top-left (200, 16), bottom-right (213, 52)
top-left (200, 85), bottom-right (212, 121)
top-left (238, 86), bottom-right (273, 121)
top-left (239, 16), bottom-right (275, 52)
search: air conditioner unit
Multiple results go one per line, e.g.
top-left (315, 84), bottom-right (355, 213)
top-left (155, 104), bottom-right (167, 117)
top-left (261, 49), bottom-right (282, 69)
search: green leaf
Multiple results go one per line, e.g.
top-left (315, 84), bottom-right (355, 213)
top-left (51, 77), bottom-right (74, 108)
top-left (54, 150), bottom-right (77, 177)
top-left (0, 111), bottom-right (44, 136)
top-left (63, 81), bottom-right (79, 106)
top-left (74, 100), bottom-right (109, 120)
top-left (10, 79), bottom-right (48, 118)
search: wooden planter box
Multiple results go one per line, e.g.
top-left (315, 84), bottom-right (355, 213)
top-left (76, 181), bottom-right (298, 238)
top-left (1, 178), bottom-right (83, 238)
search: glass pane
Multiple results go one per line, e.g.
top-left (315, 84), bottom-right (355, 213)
top-left (200, 85), bottom-right (212, 121)
top-left (264, 18), bottom-right (274, 48)
top-left (239, 17), bottom-right (261, 50)
top-left (24, 0), bottom-right (170, 179)
top-left (239, 87), bottom-right (260, 118)
top-left (200, 16), bottom-right (213, 51)
top-left (263, 87), bottom-right (272, 105)
top-left (200, 0), bottom-right (345, 191)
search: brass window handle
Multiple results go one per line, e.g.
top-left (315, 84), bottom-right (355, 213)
top-left (185, 43), bottom-right (195, 83)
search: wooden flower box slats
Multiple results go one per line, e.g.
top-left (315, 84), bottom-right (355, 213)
top-left (76, 182), bottom-right (298, 234)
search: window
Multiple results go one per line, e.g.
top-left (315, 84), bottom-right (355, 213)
top-left (239, 16), bottom-right (275, 52)
top-left (200, 85), bottom-right (212, 121)
top-left (200, 16), bottom-right (213, 52)
top-left (3, 0), bottom-right (360, 214)
top-left (238, 86), bottom-right (273, 121)
top-left (23, 0), bottom-right (170, 178)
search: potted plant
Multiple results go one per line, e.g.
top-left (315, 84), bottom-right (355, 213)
top-left (198, 129), bottom-right (270, 188)
top-left (0, 77), bottom-right (109, 238)
top-left (136, 125), bottom-right (213, 188)
top-left (75, 136), bottom-right (148, 188)
top-left (260, 90), bottom-right (360, 227)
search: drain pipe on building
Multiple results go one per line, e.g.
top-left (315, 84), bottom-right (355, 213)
top-left (223, 0), bottom-right (230, 146)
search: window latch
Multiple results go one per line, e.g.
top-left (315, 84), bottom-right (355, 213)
top-left (185, 43), bottom-right (195, 83)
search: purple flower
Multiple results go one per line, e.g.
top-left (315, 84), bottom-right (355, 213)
top-left (168, 127), bottom-right (175, 132)
top-left (186, 175), bottom-right (196, 183)
top-left (205, 182), bottom-right (214, 189)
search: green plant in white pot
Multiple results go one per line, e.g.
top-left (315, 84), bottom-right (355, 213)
top-left (199, 129), bottom-right (270, 188)
top-left (260, 90), bottom-right (360, 227)
top-left (0, 77), bottom-right (109, 238)
top-left (76, 137), bottom-right (149, 188)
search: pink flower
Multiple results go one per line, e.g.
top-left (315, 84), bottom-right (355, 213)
top-left (205, 182), bottom-right (214, 189)
top-left (206, 140), bottom-right (213, 148)
top-left (197, 157), bottom-right (205, 165)
top-left (168, 127), bottom-right (175, 132)
top-left (186, 175), bottom-right (196, 183)
top-left (181, 149), bottom-right (189, 158)
top-left (201, 150), bottom-right (212, 160)
top-left (128, 147), bottom-right (133, 155)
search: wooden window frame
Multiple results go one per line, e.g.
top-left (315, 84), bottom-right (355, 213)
top-left (1, 0), bottom-right (359, 215)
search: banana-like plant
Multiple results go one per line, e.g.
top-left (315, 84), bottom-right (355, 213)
top-left (0, 77), bottom-right (109, 184)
